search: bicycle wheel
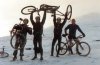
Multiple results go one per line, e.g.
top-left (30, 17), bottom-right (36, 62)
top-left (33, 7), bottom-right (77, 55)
top-left (0, 52), bottom-right (9, 58)
top-left (66, 5), bottom-right (72, 20)
top-left (10, 33), bottom-right (16, 50)
top-left (77, 42), bottom-right (91, 56)
top-left (10, 32), bottom-right (24, 50)
top-left (56, 42), bottom-right (67, 55)
top-left (21, 6), bottom-right (36, 15)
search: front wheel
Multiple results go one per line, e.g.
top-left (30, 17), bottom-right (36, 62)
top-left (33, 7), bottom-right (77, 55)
top-left (56, 42), bottom-right (67, 55)
top-left (66, 5), bottom-right (72, 20)
top-left (77, 42), bottom-right (91, 56)
top-left (10, 32), bottom-right (24, 50)
top-left (0, 52), bottom-right (9, 58)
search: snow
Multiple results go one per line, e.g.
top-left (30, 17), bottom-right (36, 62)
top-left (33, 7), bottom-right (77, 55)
top-left (0, 13), bottom-right (100, 65)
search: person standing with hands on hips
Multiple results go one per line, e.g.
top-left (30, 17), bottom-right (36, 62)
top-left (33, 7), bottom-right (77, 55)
top-left (64, 19), bottom-right (85, 54)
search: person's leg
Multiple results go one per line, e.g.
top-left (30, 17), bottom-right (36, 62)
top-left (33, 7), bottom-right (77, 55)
top-left (20, 48), bottom-right (24, 61)
top-left (32, 36), bottom-right (37, 60)
top-left (20, 39), bottom-right (26, 61)
top-left (74, 39), bottom-right (81, 54)
top-left (13, 41), bottom-right (20, 60)
top-left (68, 39), bottom-right (73, 54)
top-left (68, 36), bottom-right (73, 54)
top-left (38, 35), bottom-right (43, 60)
top-left (56, 37), bottom-right (61, 57)
top-left (51, 36), bottom-right (57, 56)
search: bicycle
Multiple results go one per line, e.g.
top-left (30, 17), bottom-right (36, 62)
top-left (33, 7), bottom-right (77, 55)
top-left (0, 46), bottom-right (9, 58)
top-left (10, 18), bottom-right (25, 50)
top-left (56, 34), bottom-right (91, 56)
top-left (21, 4), bottom-right (72, 20)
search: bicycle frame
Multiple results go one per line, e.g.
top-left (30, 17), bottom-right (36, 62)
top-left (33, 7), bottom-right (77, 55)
top-left (57, 34), bottom-right (90, 56)
top-left (62, 35), bottom-right (83, 47)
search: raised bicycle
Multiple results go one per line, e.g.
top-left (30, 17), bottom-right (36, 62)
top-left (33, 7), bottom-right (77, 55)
top-left (0, 46), bottom-right (9, 58)
top-left (21, 4), bottom-right (72, 20)
top-left (56, 34), bottom-right (91, 56)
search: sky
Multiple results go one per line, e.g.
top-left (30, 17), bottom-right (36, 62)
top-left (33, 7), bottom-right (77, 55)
top-left (0, 0), bottom-right (100, 37)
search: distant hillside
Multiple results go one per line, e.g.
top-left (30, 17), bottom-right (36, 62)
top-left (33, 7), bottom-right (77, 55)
top-left (78, 13), bottom-right (100, 25)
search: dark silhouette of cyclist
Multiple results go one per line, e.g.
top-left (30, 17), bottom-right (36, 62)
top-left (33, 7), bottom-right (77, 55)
top-left (30, 10), bottom-right (46, 60)
top-left (64, 18), bottom-right (85, 54)
top-left (11, 18), bottom-right (32, 61)
top-left (51, 11), bottom-right (68, 57)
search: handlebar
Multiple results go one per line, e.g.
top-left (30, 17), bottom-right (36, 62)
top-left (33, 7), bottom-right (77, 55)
top-left (62, 34), bottom-right (84, 39)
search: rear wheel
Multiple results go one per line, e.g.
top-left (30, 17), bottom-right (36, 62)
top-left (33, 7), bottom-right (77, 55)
top-left (21, 6), bottom-right (36, 15)
top-left (56, 42), bottom-right (67, 55)
top-left (77, 42), bottom-right (91, 56)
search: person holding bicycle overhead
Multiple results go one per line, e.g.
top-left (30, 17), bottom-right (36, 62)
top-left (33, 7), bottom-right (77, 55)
top-left (10, 18), bottom-right (32, 61)
top-left (51, 11), bottom-right (68, 57)
top-left (64, 18), bottom-right (85, 54)
top-left (30, 9), bottom-right (46, 60)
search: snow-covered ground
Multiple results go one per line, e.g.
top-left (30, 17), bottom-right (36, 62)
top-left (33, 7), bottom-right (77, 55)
top-left (0, 13), bottom-right (100, 65)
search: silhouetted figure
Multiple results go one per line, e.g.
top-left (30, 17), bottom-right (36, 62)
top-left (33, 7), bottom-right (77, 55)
top-left (30, 10), bottom-right (46, 60)
top-left (64, 19), bottom-right (85, 54)
top-left (51, 11), bottom-right (68, 57)
top-left (11, 18), bottom-right (32, 61)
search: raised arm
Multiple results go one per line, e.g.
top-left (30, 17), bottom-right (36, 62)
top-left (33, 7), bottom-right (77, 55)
top-left (62, 12), bottom-right (68, 26)
top-left (41, 10), bottom-right (46, 25)
top-left (53, 11), bottom-right (56, 26)
top-left (30, 11), bottom-right (35, 25)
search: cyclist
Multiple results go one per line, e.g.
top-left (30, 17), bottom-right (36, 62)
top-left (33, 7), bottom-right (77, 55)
top-left (51, 11), bottom-right (68, 57)
top-left (10, 18), bottom-right (32, 61)
top-left (30, 9), bottom-right (46, 60)
top-left (64, 18), bottom-right (85, 54)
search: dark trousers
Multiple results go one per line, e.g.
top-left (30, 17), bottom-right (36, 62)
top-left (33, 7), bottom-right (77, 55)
top-left (51, 35), bottom-right (61, 56)
top-left (33, 35), bottom-right (43, 57)
top-left (13, 37), bottom-right (26, 57)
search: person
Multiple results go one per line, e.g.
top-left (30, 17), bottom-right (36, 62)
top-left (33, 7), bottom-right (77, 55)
top-left (30, 10), bottom-right (46, 60)
top-left (51, 11), bottom-right (68, 57)
top-left (10, 18), bottom-right (32, 61)
top-left (64, 18), bottom-right (85, 54)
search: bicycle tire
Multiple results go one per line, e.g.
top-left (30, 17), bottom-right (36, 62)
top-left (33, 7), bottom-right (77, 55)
top-left (0, 52), bottom-right (9, 58)
top-left (56, 42), bottom-right (67, 55)
top-left (10, 32), bottom-right (24, 50)
top-left (77, 42), bottom-right (91, 56)
top-left (66, 5), bottom-right (72, 20)
top-left (21, 6), bottom-right (36, 15)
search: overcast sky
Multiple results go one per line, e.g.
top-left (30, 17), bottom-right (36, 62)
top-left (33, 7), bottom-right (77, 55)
top-left (0, 0), bottom-right (100, 37)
